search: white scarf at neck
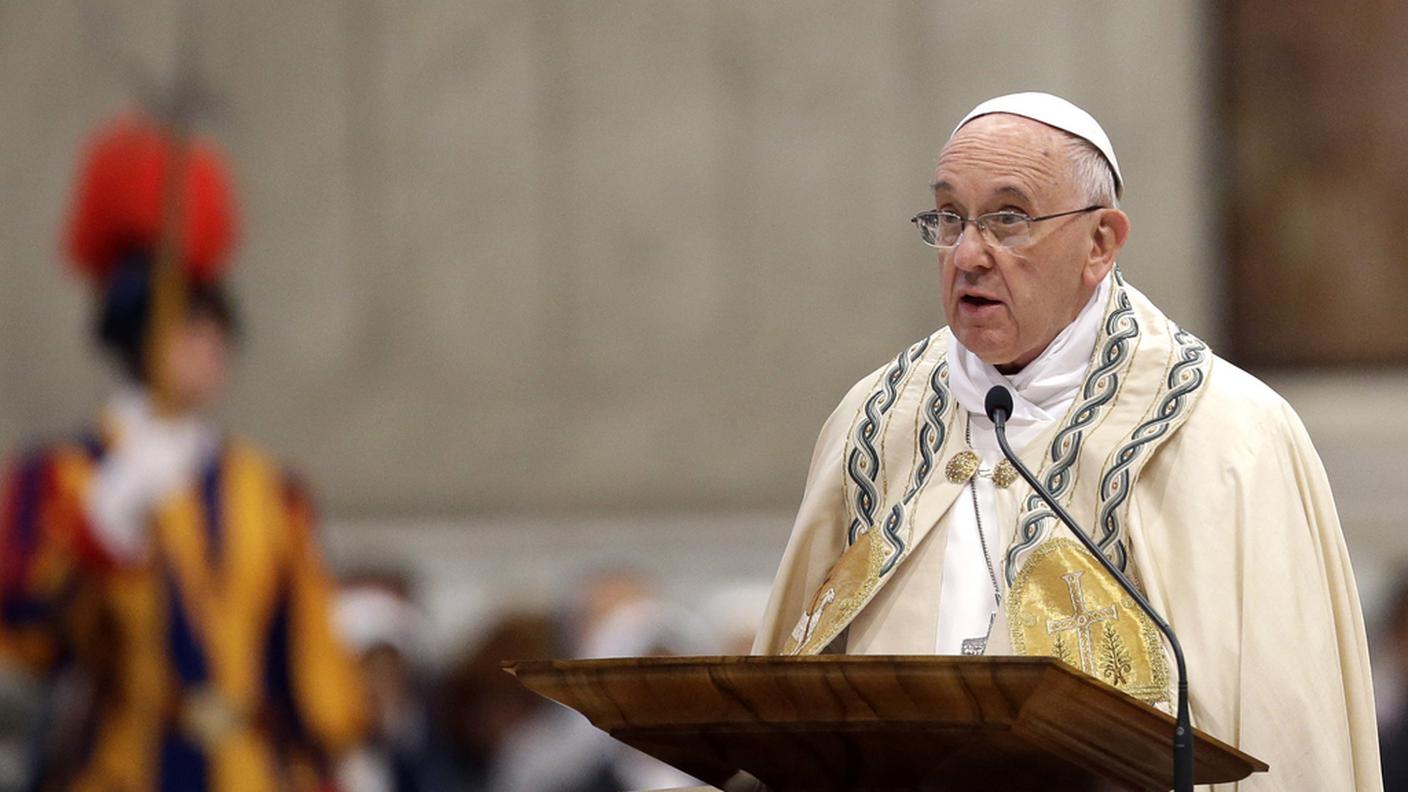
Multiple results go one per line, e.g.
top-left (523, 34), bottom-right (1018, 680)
top-left (947, 272), bottom-right (1112, 451)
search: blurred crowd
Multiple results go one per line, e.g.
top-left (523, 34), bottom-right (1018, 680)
top-left (330, 565), bottom-right (769, 792)
top-left (0, 563), bottom-right (768, 792)
top-left (1379, 576), bottom-right (1408, 790)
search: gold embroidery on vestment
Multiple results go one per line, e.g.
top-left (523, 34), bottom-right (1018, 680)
top-left (1007, 538), bottom-right (1170, 705)
top-left (945, 450), bottom-right (979, 484)
top-left (945, 450), bottom-right (1017, 488)
top-left (783, 528), bottom-right (888, 655)
top-left (991, 462), bottom-right (1018, 488)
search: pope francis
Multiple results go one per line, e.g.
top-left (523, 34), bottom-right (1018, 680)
top-left (752, 93), bottom-right (1382, 790)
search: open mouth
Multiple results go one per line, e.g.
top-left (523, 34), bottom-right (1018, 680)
top-left (960, 294), bottom-right (1002, 308)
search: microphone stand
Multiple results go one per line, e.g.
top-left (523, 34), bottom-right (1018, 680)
top-left (987, 390), bottom-right (1193, 792)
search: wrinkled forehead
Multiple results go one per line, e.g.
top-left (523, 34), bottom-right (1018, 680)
top-left (933, 114), bottom-right (1075, 205)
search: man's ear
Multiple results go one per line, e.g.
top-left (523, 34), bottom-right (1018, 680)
top-left (1085, 208), bottom-right (1130, 284)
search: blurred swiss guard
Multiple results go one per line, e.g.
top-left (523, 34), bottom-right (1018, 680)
top-left (0, 114), bottom-right (367, 791)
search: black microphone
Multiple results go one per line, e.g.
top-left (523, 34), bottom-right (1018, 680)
top-left (984, 385), bottom-right (1193, 792)
top-left (983, 385), bottom-right (1015, 427)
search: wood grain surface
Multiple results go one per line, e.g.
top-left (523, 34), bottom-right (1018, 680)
top-left (506, 655), bottom-right (1267, 792)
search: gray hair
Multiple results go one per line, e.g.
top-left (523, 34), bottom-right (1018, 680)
top-left (1066, 137), bottom-right (1119, 208)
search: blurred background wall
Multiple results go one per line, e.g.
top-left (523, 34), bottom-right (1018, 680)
top-left (0, 0), bottom-right (1404, 721)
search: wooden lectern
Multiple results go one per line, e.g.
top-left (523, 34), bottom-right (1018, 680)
top-left (506, 655), bottom-right (1267, 792)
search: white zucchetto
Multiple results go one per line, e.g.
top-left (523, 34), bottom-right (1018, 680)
top-left (953, 92), bottom-right (1123, 195)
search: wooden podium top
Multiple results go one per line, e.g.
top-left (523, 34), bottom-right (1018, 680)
top-left (506, 655), bottom-right (1266, 792)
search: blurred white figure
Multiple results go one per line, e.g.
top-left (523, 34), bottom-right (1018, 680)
top-left (1379, 577), bottom-right (1408, 789)
top-left (335, 581), bottom-right (429, 792)
top-left (492, 571), bottom-right (703, 792)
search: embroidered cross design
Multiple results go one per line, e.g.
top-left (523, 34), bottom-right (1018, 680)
top-left (1045, 571), bottom-right (1117, 674)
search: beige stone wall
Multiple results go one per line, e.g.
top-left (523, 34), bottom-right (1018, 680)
top-left (0, 0), bottom-right (1220, 517)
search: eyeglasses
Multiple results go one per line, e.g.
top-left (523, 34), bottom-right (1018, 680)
top-left (910, 205), bottom-right (1104, 249)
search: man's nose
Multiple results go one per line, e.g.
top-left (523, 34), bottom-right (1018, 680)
top-left (948, 220), bottom-right (992, 272)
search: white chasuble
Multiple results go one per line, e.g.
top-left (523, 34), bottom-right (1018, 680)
top-left (753, 269), bottom-right (1382, 791)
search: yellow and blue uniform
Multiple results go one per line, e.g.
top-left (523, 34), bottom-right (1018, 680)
top-left (0, 431), bottom-right (366, 792)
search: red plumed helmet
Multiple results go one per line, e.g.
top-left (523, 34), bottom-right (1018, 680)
top-left (65, 113), bottom-right (238, 283)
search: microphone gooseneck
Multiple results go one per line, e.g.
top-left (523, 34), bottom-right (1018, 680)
top-left (983, 385), bottom-right (1193, 792)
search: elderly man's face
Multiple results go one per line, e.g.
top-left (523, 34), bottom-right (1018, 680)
top-left (932, 114), bottom-right (1126, 372)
